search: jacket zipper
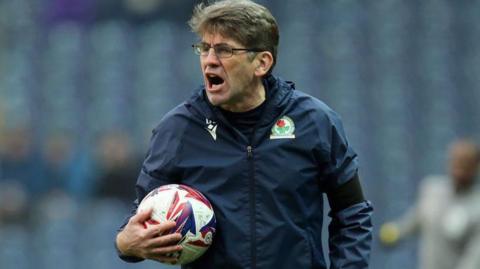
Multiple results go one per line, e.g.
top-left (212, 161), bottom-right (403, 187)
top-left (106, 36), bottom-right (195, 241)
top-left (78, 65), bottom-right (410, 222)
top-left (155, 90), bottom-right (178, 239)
top-left (246, 145), bottom-right (256, 269)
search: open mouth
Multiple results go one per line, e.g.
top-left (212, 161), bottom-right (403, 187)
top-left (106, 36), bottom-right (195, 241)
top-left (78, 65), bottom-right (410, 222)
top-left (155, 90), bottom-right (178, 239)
top-left (206, 74), bottom-right (225, 89)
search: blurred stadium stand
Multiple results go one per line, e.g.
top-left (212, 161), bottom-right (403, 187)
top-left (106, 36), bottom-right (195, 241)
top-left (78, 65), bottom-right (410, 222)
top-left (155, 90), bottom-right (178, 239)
top-left (1, 0), bottom-right (480, 268)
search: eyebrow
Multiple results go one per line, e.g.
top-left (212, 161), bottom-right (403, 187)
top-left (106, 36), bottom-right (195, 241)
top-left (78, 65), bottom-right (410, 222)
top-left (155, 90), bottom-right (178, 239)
top-left (200, 42), bottom-right (231, 47)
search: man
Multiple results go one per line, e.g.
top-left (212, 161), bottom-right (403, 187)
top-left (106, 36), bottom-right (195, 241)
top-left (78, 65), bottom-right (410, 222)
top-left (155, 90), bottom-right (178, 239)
top-left (380, 139), bottom-right (480, 269)
top-left (116, 0), bottom-right (373, 268)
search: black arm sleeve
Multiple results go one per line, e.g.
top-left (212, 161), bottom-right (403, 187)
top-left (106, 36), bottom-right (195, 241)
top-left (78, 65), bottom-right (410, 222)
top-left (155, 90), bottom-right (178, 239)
top-left (326, 173), bottom-right (365, 213)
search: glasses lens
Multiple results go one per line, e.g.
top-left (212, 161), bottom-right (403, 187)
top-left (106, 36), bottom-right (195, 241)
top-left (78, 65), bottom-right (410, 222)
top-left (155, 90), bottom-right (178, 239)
top-left (192, 44), bottom-right (202, 55)
top-left (192, 43), bottom-right (236, 58)
top-left (214, 45), bottom-right (232, 58)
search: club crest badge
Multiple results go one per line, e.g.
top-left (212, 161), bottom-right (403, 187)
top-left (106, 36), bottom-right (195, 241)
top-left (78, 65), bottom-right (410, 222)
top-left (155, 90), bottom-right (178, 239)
top-left (270, 116), bottom-right (295, 139)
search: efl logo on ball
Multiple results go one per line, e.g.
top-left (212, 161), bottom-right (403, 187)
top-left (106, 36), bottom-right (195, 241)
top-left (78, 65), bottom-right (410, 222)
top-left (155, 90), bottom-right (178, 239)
top-left (137, 184), bottom-right (216, 265)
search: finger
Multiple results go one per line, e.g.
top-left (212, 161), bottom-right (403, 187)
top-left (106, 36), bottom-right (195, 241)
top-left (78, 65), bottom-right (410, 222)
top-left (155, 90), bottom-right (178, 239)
top-left (132, 207), bottom-right (153, 223)
top-left (153, 255), bottom-right (180, 264)
top-left (146, 221), bottom-right (177, 237)
top-left (150, 244), bottom-right (183, 256)
top-left (149, 233), bottom-right (182, 248)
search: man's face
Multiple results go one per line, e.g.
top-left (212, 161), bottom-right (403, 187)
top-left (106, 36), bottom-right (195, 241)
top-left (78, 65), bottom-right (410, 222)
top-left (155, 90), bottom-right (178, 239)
top-left (448, 142), bottom-right (479, 190)
top-left (199, 33), bottom-right (260, 111)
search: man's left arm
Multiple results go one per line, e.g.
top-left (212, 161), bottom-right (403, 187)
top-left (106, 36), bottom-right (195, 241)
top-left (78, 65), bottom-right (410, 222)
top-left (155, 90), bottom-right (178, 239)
top-left (315, 107), bottom-right (373, 268)
top-left (326, 174), bottom-right (373, 269)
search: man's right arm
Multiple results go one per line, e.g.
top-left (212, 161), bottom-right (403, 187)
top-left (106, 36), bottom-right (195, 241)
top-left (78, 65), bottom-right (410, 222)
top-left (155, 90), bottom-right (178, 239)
top-left (116, 208), bottom-right (182, 264)
top-left (116, 116), bottom-right (184, 263)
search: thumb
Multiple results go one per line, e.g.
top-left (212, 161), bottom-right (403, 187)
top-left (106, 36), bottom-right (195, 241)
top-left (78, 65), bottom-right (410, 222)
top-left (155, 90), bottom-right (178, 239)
top-left (132, 207), bottom-right (153, 223)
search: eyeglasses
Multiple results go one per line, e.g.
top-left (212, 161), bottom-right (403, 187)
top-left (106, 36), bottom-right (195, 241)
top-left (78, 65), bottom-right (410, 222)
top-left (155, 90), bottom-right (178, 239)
top-left (192, 43), bottom-right (264, 58)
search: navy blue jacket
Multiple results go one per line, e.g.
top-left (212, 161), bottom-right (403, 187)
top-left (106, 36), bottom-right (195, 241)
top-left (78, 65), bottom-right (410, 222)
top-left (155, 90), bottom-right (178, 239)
top-left (120, 75), bottom-right (373, 269)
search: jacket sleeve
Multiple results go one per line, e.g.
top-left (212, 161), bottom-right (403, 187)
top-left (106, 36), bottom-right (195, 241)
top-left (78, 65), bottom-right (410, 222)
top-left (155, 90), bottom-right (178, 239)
top-left (391, 201), bottom-right (421, 240)
top-left (116, 116), bottom-right (184, 262)
top-left (328, 200), bottom-right (374, 269)
top-left (386, 177), bottom-right (438, 243)
top-left (315, 107), bottom-right (358, 190)
top-left (314, 107), bottom-right (373, 268)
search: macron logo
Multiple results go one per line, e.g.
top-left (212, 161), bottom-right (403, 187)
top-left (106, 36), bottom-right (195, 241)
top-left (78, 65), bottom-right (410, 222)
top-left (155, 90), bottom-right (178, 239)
top-left (205, 119), bottom-right (218, 141)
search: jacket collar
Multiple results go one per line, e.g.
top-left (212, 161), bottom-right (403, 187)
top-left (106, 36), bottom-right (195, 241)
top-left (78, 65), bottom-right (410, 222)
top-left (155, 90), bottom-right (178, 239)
top-left (186, 74), bottom-right (295, 126)
top-left (260, 74), bottom-right (295, 128)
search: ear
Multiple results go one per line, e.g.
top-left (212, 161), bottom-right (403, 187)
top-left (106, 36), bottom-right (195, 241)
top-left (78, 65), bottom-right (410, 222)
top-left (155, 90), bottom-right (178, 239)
top-left (254, 51), bottom-right (274, 77)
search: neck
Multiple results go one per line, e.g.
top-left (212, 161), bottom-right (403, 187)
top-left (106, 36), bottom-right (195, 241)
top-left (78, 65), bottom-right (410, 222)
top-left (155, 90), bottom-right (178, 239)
top-left (221, 79), bottom-right (265, 112)
top-left (455, 182), bottom-right (473, 194)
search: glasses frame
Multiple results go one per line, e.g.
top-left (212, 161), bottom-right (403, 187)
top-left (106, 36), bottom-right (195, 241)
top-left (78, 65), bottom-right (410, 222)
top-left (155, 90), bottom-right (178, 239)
top-left (192, 43), bottom-right (265, 58)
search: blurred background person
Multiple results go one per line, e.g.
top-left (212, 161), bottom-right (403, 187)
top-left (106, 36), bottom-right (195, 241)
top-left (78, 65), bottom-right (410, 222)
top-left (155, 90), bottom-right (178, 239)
top-left (380, 139), bottom-right (480, 269)
top-left (0, 181), bottom-right (28, 226)
top-left (93, 131), bottom-right (140, 204)
top-left (39, 130), bottom-right (95, 201)
top-left (0, 127), bottom-right (42, 197)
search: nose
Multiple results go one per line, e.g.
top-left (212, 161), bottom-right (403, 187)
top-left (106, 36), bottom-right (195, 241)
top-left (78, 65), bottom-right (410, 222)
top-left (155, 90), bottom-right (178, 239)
top-left (203, 48), bottom-right (221, 66)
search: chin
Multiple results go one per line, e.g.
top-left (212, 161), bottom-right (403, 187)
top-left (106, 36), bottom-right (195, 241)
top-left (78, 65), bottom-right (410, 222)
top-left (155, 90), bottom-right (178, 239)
top-left (206, 94), bottom-right (225, 107)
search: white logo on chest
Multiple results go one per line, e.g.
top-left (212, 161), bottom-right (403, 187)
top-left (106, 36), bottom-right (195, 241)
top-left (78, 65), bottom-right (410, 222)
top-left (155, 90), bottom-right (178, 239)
top-left (205, 119), bottom-right (218, 141)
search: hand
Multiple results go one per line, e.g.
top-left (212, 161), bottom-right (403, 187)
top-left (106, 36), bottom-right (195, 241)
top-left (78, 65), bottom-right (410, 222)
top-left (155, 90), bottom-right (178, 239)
top-left (116, 208), bottom-right (183, 264)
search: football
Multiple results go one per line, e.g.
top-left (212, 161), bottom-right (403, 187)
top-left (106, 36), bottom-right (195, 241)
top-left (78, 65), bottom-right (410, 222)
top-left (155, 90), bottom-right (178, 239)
top-left (137, 184), bottom-right (216, 265)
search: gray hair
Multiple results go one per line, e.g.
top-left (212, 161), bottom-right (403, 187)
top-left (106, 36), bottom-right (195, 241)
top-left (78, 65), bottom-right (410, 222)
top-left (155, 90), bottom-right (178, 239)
top-left (189, 0), bottom-right (279, 73)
